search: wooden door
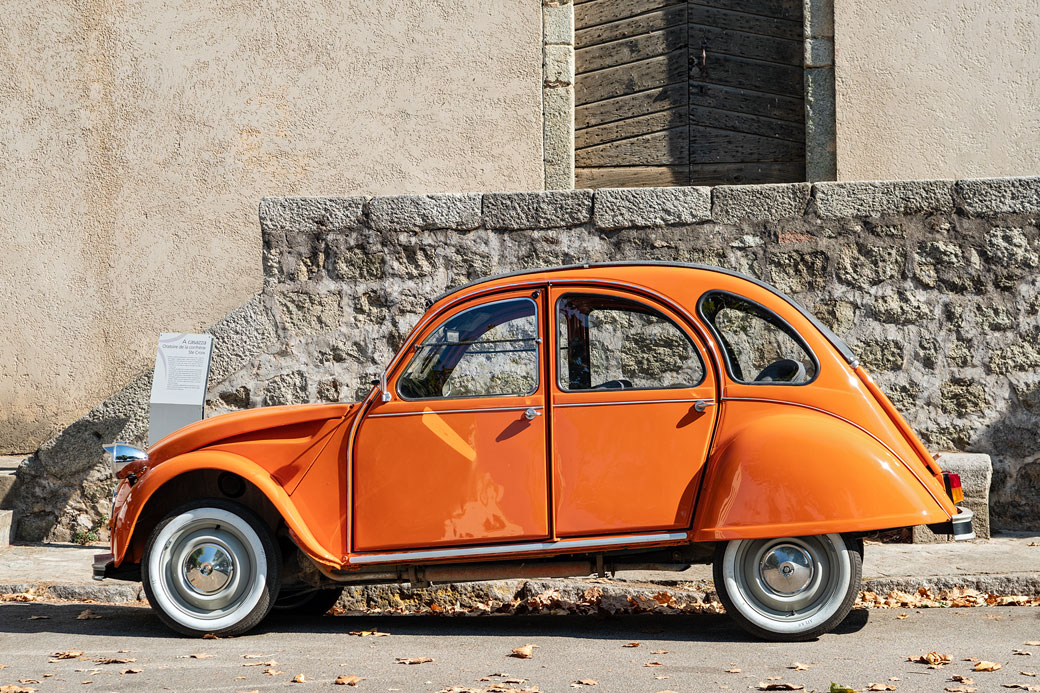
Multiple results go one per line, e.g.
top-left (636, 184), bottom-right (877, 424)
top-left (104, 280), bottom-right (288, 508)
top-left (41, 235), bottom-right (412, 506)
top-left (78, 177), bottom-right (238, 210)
top-left (574, 0), bottom-right (806, 188)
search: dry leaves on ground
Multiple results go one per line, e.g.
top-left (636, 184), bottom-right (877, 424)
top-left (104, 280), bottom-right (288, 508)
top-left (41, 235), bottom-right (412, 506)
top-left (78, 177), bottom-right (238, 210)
top-left (1026, 642), bottom-right (1040, 646)
top-left (859, 587), bottom-right (1040, 610)
top-left (866, 684), bottom-right (897, 691)
top-left (50, 651), bottom-right (84, 661)
top-left (509, 645), bottom-right (538, 659)
top-left (348, 630), bottom-right (389, 638)
top-left (622, 643), bottom-right (639, 648)
top-left (829, 685), bottom-right (855, 693)
top-left (263, 668), bottom-right (284, 676)
top-left (76, 610), bottom-right (101, 620)
top-left (1024, 672), bottom-right (1038, 676)
top-left (0, 685), bottom-right (38, 693)
top-left (1016, 650), bottom-right (1033, 656)
top-left (644, 662), bottom-right (663, 667)
top-left (243, 660), bottom-right (277, 667)
top-left (725, 668), bottom-right (741, 673)
top-left (651, 650), bottom-right (668, 655)
top-left (334, 675), bottom-right (362, 686)
top-left (396, 657), bottom-right (434, 665)
top-left (945, 687), bottom-right (976, 693)
top-left (94, 657), bottom-right (135, 665)
top-left (1004, 684), bottom-right (1040, 691)
top-left (757, 683), bottom-right (803, 691)
top-left (975, 661), bottom-right (1003, 671)
top-left (570, 680), bottom-right (597, 687)
top-left (1, 591), bottom-right (37, 602)
top-left (908, 652), bottom-right (952, 667)
top-left (187, 654), bottom-right (214, 659)
top-left (121, 669), bottom-right (142, 675)
top-left (789, 662), bottom-right (809, 671)
top-left (291, 674), bottom-right (306, 683)
top-left (952, 676), bottom-right (975, 684)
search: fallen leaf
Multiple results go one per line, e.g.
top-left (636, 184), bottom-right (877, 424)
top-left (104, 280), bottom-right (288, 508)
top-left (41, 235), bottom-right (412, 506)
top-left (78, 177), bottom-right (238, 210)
top-left (829, 685), bottom-right (856, 693)
top-left (27, 616), bottom-right (49, 620)
top-left (1023, 672), bottom-right (1038, 677)
top-left (908, 652), bottom-right (952, 666)
top-left (509, 645), bottom-right (537, 659)
top-left (188, 653), bottom-right (214, 659)
top-left (243, 660), bottom-right (277, 667)
top-left (51, 651), bottom-right (85, 660)
top-left (17, 682), bottom-right (40, 686)
top-left (789, 662), bottom-right (810, 671)
top-left (651, 650), bottom-right (669, 655)
top-left (866, 684), bottom-right (896, 691)
top-left (76, 609), bottom-right (101, 620)
top-left (94, 657), bottom-right (135, 665)
top-left (291, 674), bottom-right (306, 683)
top-left (644, 661), bottom-right (663, 667)
top-left (1003, 685), bottom-right (1040, 691)
top-left (396, 657), bottom-right (434, 665)
top-left (897, 614), bottom-right (909, 620)
top-left (1026, 642), bottom-right (1040, 646)
top-left (952, 677), bottom-right (975, 684)
top-left (757, 683), bottom-right (804, 691)
top-left (349, 630), bottom-right (389, 638)
top-left (263, 669), bottom-right (284, 676)
top-left (121, 669), bottom-right (142, 674)
top-left (975, 661), bottom-right (1003, 672)
top-left (622, 643), bottom-right (640, 648)
top-left (570, 680), bottom-right (597, 687)
top-left (1016, 651), bottom-right (1033, 656)
top-left (202, 633), bottom-right (219, 639)
top-left (334, 675), bottom-right (362, 686)
top-left (726, 668), bottom-right (742, 673)
top-left (945, 687), bottom-right (977, 693)
top-left (0, 686), bottom-right (37, 693)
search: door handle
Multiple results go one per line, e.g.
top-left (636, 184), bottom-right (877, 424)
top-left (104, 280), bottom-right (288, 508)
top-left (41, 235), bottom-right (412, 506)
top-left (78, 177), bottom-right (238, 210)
top-left (523, 407), bottom-right (542, 421)
top-left (693, 399), bottom-right (716, 413)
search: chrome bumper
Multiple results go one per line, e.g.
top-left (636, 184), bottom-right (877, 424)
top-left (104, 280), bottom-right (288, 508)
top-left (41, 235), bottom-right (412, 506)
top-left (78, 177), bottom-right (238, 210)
top-left (951, 506), bottom-right (975, 541)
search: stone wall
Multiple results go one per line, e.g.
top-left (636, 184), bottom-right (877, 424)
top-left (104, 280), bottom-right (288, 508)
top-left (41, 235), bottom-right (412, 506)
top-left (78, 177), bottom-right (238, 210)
top-left (12, 178), bottom-right (1040, 541)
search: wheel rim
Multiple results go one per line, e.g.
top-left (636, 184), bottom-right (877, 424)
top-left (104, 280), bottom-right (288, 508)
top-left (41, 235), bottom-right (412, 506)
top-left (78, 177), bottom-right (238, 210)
top-left (148, 508), bottom-right (268, 631)
top-left (723, 534), bottom-right (851, 634)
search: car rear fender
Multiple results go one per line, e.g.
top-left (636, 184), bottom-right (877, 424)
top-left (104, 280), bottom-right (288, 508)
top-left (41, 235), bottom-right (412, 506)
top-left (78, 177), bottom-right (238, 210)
top-left (111, 449), bottom-right (340, 569)
top-left (691, 403), bottom-right (956, 541)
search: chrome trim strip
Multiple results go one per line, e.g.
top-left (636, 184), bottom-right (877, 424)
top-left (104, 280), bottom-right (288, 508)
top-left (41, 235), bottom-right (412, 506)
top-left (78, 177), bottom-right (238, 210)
top-left (348, 532), bottom-right (688, 564)
top-left (720, 396), bottom-right (950, 512)
top-left (554, 398), bottom-right (700, 408)
top-left (368, 405), bottom-right (542, 419)
top-left (952, 506), bottom-right (976, 541)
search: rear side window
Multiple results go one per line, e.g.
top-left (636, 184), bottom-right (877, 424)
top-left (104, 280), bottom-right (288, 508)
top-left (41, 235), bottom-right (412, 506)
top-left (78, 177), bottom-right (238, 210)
top-left (699, 291), bottom-right (817, 385)
top-left (397, 298), bottom-right (539, 399)
top-left (557, 293), bottom-right (705, 391)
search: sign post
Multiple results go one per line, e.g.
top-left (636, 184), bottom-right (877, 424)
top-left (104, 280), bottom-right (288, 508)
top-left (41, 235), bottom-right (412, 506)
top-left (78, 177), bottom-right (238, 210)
top-left (148, 333), bottom-right (214, 446)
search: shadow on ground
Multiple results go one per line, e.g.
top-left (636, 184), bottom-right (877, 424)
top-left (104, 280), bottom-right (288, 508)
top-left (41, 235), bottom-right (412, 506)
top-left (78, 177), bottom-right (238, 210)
top-left (0, 602), bottom-right (869, 642)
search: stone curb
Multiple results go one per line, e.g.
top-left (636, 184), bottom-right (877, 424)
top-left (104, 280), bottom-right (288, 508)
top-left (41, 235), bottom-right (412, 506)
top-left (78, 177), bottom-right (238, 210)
top-left (6, 573), bottom-right (1039, 606)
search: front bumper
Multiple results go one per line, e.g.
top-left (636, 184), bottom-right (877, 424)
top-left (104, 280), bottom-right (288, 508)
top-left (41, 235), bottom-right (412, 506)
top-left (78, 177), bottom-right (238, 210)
top-left (92, 552), bottom-right (113, 581)
top-left (93, 552), bottom-right (139, 582)
top-left (926, 506), bottom-right (975, 541)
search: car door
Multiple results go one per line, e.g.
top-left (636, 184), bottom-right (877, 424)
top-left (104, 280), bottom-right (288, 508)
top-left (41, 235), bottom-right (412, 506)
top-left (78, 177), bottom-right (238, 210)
top-left (352, 289), bottom-right (550, 552)
top-left (549, 286), bottom-right (719, 537)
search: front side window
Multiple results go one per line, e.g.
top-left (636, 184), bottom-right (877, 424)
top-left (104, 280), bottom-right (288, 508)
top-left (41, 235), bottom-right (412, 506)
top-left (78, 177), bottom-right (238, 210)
top-left (699, 291), bottom-right (817, 384)
top-left (397, 298), bottom-right (539, 400)
top-left (557, 294), bottom-right (704, 391)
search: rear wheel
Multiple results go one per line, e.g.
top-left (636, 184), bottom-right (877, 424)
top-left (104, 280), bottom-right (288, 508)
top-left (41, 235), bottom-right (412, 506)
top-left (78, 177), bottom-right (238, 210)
top-left (713, 533), bottom-right (862, 641)
top-left (142, 499), bottom-right (281, 637)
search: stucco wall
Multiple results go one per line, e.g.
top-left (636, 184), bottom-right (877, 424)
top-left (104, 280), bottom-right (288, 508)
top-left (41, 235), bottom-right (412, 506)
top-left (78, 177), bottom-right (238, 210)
top-left (834, 0), bottom-right (1040, 180)
top-left (0, 1), bottom-right (543, 453)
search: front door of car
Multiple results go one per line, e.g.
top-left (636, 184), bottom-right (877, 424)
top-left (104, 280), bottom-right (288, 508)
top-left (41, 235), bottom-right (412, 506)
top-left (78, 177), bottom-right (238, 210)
top-left (549, 286), bottom-right (719, 536)
top-left (352, 289), bottom-right (550, 552)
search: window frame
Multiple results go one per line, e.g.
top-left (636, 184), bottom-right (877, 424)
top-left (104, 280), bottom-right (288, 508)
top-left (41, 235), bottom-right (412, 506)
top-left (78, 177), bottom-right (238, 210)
top-left (554, 291), bottom-right (707, 393)
top-left (696, 289), bottom-right (821, 387)
top-left (395, 296), bottom-right (541, 402)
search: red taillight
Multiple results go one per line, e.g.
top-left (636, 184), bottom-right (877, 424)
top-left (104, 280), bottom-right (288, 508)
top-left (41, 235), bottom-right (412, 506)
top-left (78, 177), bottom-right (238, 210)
top-left (943, 471), bottom-right (964, 504)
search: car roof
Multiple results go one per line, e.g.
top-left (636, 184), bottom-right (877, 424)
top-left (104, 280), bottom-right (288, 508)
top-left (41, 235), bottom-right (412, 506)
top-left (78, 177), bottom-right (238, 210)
top-left (431, 261), bottom-right (858, 367)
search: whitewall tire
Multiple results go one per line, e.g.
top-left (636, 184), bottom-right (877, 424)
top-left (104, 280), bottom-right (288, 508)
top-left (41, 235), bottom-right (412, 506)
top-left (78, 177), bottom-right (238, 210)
top-left (142, 500), bottom-right (281, 637)
top-left (713, 533), bottom-right (862, 641)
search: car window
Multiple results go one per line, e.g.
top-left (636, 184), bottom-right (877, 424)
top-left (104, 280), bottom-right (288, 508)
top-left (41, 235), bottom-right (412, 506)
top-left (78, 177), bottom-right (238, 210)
top-left (698, 291), bottom-right (817, 384)
top-left (556, 293), bottom-right (704, 391)
top-left (397, 298), bottom-right (539, 400)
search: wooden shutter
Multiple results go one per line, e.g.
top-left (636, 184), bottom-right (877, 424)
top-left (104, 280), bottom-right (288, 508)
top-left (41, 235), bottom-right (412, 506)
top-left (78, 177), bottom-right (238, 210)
top-left (574, 0), bottom-right (806, 188)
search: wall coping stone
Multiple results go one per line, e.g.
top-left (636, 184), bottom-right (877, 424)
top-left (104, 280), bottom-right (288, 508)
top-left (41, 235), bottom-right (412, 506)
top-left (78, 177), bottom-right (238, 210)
top-left (593, 187), bottom-right (710, 230)
top-left (259, 196), bottom-right (366, 234)
top-left (813, 179), bottom-right (955, 219)
top-left (483, 190), bottom-right (593, 229)
top-left (712, 183), bottom-right (812, 223)
top-left (955, 176), bottom-right (1040, 216)
top-left (368, 193), bottom-right (483, 232)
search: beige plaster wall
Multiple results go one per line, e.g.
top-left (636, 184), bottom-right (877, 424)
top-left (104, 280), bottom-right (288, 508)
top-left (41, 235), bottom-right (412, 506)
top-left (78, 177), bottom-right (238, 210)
top-left (834, 0), bottom-right (1040, 180)
top-left (0, 1), bottom-right (543, 453)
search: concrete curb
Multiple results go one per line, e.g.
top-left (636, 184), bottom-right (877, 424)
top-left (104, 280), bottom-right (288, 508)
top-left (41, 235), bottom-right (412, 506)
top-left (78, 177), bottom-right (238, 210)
top-left (5, 573), bottom-right (1039, 607)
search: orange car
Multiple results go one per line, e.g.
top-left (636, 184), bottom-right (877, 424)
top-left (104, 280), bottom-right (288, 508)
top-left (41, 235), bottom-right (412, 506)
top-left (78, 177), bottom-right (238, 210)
top-left (96, 263), bottom-right (972, 640)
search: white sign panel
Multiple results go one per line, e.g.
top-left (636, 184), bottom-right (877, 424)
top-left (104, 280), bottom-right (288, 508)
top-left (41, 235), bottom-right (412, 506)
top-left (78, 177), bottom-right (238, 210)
top-left (149, 333), bottom-right (213, 445)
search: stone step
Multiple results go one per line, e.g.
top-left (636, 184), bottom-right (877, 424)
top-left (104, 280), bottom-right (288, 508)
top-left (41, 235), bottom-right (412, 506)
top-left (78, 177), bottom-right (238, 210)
top-left (0, 455), bottom-right (24, 510)
top-left (0, 510), bottom-right (14, 550)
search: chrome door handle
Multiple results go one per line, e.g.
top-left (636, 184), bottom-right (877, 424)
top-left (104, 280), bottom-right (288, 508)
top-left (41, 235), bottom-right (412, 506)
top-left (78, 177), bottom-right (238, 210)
top-left (693, 399), bottom-right (716, 412)
top-left (523, 407), bottom-right (542, 420)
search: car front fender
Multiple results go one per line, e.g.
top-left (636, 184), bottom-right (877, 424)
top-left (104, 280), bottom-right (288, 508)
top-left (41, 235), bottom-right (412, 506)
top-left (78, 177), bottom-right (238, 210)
top-left (691, 401), bottom-right (955, 541)
top-left (110, 449), bottom-right (340, 569)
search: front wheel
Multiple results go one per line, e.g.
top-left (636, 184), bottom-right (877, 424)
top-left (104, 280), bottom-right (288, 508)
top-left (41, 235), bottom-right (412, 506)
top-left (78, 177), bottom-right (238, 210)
top-left (713, 533), bottom-right (862, 641)
top-left (142, 499), bottom-right (281, 637)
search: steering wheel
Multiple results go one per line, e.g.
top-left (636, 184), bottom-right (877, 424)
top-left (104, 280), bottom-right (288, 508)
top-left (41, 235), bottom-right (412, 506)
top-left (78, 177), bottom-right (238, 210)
top-left (592, 379), bottom-right (633, 390)
top-left (754, 359), bottom-right (806, 383)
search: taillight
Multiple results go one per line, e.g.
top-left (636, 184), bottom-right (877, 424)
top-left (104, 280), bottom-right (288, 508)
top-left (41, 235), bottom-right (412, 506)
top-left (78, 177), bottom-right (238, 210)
top-left (943, 471), bottom-right (964, 504)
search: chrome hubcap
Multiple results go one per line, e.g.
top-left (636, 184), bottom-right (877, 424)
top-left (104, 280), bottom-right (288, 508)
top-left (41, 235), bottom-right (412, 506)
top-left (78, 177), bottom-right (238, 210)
top-left (183, 543), bottom-right (234, 595)
top-left (759, 543), bottom-right (814, 596)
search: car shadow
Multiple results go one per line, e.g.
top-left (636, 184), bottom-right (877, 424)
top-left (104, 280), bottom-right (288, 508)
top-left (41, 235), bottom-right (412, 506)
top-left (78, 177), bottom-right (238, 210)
top-left (0, 601), bottom-right (870, 642)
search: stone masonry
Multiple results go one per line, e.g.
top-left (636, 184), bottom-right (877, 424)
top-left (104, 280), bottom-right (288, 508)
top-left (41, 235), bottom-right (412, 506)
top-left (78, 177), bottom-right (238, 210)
top-left (10, 177), bottom-right (1040, 542)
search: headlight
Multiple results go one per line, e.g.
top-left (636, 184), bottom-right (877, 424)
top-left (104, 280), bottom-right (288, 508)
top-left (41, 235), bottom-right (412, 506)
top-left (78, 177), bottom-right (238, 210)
top-left (102, 441), bottom-right (148, 477)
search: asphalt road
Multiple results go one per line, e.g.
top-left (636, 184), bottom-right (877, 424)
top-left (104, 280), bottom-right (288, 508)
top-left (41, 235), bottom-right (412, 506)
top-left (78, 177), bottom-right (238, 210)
top-left (1, 602), bottom-right (1039, 692)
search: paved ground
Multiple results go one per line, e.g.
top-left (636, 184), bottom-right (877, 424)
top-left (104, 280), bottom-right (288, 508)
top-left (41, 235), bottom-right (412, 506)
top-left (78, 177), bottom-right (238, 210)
top-left (0, 602), bottom-right (1038, 692)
